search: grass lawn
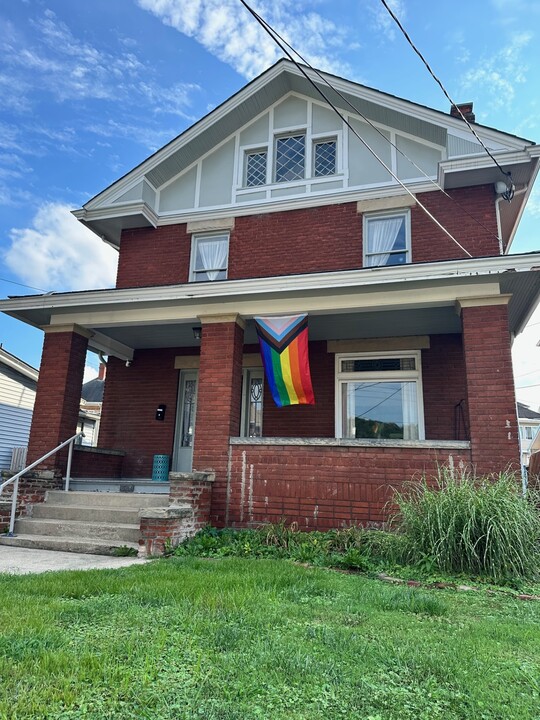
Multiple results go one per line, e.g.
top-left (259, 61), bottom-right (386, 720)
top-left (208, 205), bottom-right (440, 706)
top-left (0, 558), bottom-right (539, 720)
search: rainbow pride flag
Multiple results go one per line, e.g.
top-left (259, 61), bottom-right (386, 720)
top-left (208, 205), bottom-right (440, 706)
top-left (254, 314), bottom-right (315, 407)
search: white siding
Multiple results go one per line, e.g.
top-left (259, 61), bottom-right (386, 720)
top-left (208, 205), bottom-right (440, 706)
top-left (0, 365), bottom-right (36, 411)
top-left (0, 403), bottom-right (32, 470)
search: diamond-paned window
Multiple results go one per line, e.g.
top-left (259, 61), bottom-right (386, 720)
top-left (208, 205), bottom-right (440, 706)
top-left (314, 140), bottom-right (336, 176)
top-left (246, 151), bottom-right (267, 187)
top-left (275, 134), bottom-right (305, 182)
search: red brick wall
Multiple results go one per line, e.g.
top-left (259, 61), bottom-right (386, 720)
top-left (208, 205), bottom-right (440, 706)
top-left (71, 447), bottom-right (124, 478)
top-left (230, 204), bottom-right (361, 279)
top-left (98, 348), bottom-right (195, 477)
top-left (411, 186), bottom-right (499, 261)
top-left (461, 304), bottom-right (520, 473)
top-left (116, 225), bottom-right (191, 288)
top-left (114, 186), bottom-right (498, 288)
top-left (222, 443), bottom-right (472, 529)
top-left (27, 330), bottom-right (88, 470)
top-left (192, 321), bottom-right (244, 519)
top-left (422, 334), bottom-right (469, 440)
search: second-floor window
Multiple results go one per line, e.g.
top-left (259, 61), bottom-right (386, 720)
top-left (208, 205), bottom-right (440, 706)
top-left (364, 210), bottom-right (411, 267)
top-left (190, 233), bottom-right (229, 282)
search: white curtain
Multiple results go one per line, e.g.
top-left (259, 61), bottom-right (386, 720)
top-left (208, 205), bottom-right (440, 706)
top-left (401, 381), bottom-right (418, 440)
top-left (198, 238), bottom-right (228, 280)
top-left (366, 217), bottom-right (403, 267)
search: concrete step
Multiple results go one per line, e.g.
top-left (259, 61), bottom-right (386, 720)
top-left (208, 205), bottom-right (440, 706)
top-left (69, 479), bottom-right (170, 494)
top-left (15, 517), bottom-right (140, 544)
top-left (32, 504), bottom-right (141, 524)
top-left (46, 490), bottom-right (168, 509)
top-left (0, 534), bottom-right (138, 556)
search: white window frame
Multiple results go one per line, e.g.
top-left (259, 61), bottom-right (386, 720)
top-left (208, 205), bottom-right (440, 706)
top-left (363, 209), bottom-right (411, 268)
top-left (274, 131), bottom-right (307, 183)
top-left (243, 147), bottom-right (268, 188)
top-left (312, 136), bottom-right (338, 177)
top-left (189, 232), bottom-right (230, 283)
top-left (240, 368), bottom-right (264, 438)
top-left (335, 350), bottom-right (425, 440)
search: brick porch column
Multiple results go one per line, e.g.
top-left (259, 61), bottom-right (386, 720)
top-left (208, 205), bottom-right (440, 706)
top-left (192, 314), bottom-right (244, 526)
top-left (27, 324), bottom-right (90, 475)
top-left (458, 297), bottom-right (520, 475)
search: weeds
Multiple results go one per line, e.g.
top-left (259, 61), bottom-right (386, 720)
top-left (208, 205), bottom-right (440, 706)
top-left (392, 467), bottom-right (540, 581)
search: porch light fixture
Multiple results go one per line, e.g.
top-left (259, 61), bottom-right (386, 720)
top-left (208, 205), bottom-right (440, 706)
top-left (192, 326), bottom-right (202, 341)
top-left (494, 177), bottom-right (515, 202)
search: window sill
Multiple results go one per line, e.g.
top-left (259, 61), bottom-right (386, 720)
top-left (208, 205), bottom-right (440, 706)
top-left (230, 437), bottom-right (471, 449)
top-left (236, 174), bottom-right (345, 194)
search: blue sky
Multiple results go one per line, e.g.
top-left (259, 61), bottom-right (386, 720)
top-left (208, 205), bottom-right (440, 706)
top-left (0, 0), bottom-right (539, 404)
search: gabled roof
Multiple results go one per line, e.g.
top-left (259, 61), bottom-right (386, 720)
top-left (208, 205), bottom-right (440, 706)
top-left (74, 59), bottom-right (539, 249)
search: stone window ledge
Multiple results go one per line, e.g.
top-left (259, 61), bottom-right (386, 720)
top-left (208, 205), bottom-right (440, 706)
top-left (230, 437), bottom-right (471, 450)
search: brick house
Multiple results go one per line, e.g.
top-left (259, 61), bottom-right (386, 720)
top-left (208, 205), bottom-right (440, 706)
top-left (2, 60), bottom-right (540, 536)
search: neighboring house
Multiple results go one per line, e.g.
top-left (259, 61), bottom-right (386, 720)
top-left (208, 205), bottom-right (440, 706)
top-left (1, 60), bottom-right (539, 529)
top-left (517, 402), bottom-right (540, 467)
top-left (78, 364), bottom-right (106, 447)
top-left (0, 347), bottom-right (100, 470)
top-left (0, 347), bottom-right (38, 472)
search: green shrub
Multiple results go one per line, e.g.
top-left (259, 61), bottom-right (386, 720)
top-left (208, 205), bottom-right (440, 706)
top-left (392, 467), bottom-right (540, 581)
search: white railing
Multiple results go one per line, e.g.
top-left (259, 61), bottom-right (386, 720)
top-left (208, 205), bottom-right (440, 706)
top-left (0, 433), bottom-right (84, 536)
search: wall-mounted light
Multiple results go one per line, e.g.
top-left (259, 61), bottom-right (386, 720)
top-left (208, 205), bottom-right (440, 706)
top-left (192, 326), bottom-right (202, 341)
top-left (494, 177), bottom-right (515, 202)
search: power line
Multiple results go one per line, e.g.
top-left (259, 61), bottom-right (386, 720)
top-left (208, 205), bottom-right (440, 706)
top-left (0, 277), bottom-right (48, 293)
top-left (239, 0), bottom-right (473, 258)
top-left (379, 0), bottom-right (514, 198)
top-left (515, 369), bottom-right (540, 379)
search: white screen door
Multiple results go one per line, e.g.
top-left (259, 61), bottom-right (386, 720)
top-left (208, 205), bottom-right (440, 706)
top-left (173, 370), bottom-right (198, 472)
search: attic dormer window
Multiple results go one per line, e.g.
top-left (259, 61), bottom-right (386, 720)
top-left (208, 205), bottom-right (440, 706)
top-left (313, 139), bottom-right (336, 177)
top-left (275, 134), bottom-right (305, 182)
top-left (245, 150), bottom-right (267, 187)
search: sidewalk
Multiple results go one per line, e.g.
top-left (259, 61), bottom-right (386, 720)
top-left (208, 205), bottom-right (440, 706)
top-left (0, 546), bottom-right (148, 574)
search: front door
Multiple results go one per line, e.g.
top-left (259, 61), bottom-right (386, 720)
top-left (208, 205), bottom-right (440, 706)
top-left (173, 370), bottom-right (198, 472)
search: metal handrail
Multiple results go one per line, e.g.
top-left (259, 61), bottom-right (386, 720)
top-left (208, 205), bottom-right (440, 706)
top-left (0, 432), bottom-right (84, 536)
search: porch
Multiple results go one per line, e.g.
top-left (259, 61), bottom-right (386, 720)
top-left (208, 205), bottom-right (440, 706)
top-left (2, 255), bottom-right (534, 534)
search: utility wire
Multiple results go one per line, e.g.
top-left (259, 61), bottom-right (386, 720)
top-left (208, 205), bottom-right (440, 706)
top-left (239, 3), bottom-right (502, 247)
top-left (239, 0), bottom-right (473, 257)
top-left (0, 277), bottom-right (48, 293)
top-left (379, 0), bottom-right (514, 197)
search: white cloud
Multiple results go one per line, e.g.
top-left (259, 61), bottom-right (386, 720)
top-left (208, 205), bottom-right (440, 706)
top-left (0, 10), bottom-right (200, 119)
top-left (513, 305), bottom-right (540, 413)
top-left (83, 364), bottom-right (99, 384)
top-left (136, 0), bottom-right (353, 78)
top-left (4, 203), bottom-right (118, 292)
top-left (525, 186), bottom-right (540, 219)
top-left (371, 0), bottom-right (406, 42)
top-left (460, 32), bottom-right (532, 112)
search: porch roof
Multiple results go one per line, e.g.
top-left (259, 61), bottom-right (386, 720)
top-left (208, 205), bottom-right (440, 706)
top-left (1, 253), bottom-right (539, 360)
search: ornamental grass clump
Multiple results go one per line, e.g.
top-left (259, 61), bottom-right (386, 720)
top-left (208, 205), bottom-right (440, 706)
top-left (393, 467), bottom-right (540, 581)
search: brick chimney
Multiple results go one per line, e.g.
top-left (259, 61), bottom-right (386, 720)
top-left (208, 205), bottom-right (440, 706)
top-left (450, 102), bottom-right (475, 123)
top-left (98, 362), bottom-right (107, 380)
